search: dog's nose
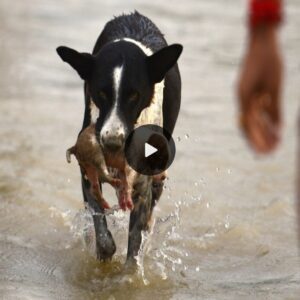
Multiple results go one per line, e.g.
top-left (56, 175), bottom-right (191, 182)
top-left (101, 132), bottom-right (124, 152)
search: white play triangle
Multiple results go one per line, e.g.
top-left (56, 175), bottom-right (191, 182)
top-left (145, 143), bottom-right (158, 158)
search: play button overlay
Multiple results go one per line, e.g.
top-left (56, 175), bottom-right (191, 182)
top-left (125, 125), bottom-right (176, 176)
top-left (145, 143), bottom-right (157, 158)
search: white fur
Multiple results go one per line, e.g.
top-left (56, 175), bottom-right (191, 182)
top-left (89, 134), bottom-right (98, 146)
top-left (113, 65), bottom-right (123, 100)
top-left (117, 38), bottom-right (154, 56)
top-left (90, 99), bottom-right (99, 124)
top-left (100, 65), bottom-right (126, 141)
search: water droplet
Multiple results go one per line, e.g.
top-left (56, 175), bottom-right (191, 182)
top-left (177, 136), bottom-right (181, 142)
top-left (227, 169), bottom-right (231, 174)
top-left (224, 215), bottom-right (230, 229)
top-left (184, 133), bottom-right (189, 139)
top-left (161, 273), bottom-right (167, 280)
top-left (206, 202), bottom-right (210, 208)
top-left (216, 167), bottom-right (220, 172)
top-left (196, 266), bottom-right (200, 272)
top-left (67, 178), bottom-right (71, 183)
top-left (194, 181), bottom-right (198, 187)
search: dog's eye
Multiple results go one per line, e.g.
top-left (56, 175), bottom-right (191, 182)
top-left (99, 91), bottom-right (108, 101)
top-left (129, 91), bottom-right (139, 102)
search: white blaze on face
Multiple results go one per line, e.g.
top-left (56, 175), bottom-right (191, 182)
top-left (100, 65), bottom-right (126, 145)
top-left (113, 65), bottom-right (123, 102)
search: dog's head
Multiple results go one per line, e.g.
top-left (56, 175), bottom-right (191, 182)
top-left (56, 40), bottom-right (182, 153)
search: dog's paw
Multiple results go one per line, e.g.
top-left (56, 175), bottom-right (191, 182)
top-left (118, 192), bottom-right (133, 211)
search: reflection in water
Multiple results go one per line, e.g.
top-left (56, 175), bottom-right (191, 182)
top-left (0, 0), bottom-right (300, 299)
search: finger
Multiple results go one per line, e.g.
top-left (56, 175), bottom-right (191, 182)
top-left (247, 119), bottom-right (271, 153)
top-left (243, 105), bottom-right (280, 154)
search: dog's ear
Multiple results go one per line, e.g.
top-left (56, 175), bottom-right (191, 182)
top-left (147, 44), bottom-right (183, 84)
top-left (56, 46), bottom-right (94, 80)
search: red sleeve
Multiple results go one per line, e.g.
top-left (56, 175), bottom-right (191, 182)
top-left (249, 0), bottom-right (283, 28)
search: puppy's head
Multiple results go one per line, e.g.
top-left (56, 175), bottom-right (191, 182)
top-left (56, 40), bottom-right (182, 153)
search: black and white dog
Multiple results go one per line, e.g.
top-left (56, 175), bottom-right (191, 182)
top-left (57, 11), bottom-right (182, 261)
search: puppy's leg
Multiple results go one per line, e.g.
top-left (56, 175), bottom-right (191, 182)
top-left (85, 165), bottom-right (110, 210)
top-left (118, 167), bottom-right (134, 211)
top-left (100, 169), bottom-right (121, 188)
top-left (127, 175), bottom-right (153, 261)
top-left (124, 166), bottom-right (135, 210)
top-left (66, 146), bottom-right (76, 163)
top-left (93, 156), bottom-right (121, 188)
top-left (117, 171), bottom-right (128, 211)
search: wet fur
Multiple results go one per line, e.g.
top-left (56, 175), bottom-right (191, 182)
top-left (67, 124), bottom-right (122, 209)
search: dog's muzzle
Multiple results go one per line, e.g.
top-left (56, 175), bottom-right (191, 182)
top-left (101, 131), bottom-right (125, 152)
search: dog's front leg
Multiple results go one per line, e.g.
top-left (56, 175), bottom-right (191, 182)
top-left (81, 174), bottom-right (116, 261)
top-left (127, 176), bottom-right (153, 261)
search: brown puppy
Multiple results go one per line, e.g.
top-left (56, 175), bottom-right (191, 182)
top-left (66, 124), bottom-right (122, 210)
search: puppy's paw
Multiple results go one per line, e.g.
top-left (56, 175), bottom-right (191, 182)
top-left (111, 178), bottom-right (122, 188)
top-left (118, 195), bottom-right (127, 211)
top-left (126, 196), bottom-right (134, 211)
top-left (101, 199), bottom-right (111, 210)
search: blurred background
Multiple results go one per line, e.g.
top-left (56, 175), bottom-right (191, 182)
top-left (0, 0), bottom-right (299, 299)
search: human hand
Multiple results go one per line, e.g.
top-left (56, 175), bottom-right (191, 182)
top-left (237, 25), bottom-right (283, 154)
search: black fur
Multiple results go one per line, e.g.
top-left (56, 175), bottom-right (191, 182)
top-left (93, 11), bottom-right (167, 54)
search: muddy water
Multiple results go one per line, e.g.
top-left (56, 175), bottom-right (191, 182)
top-left (0, 0), bottom-right (299, 299)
